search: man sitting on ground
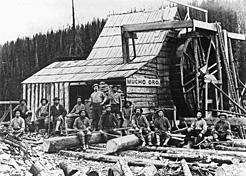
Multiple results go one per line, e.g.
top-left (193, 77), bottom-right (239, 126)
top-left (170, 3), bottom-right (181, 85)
top-left (9, 110), bottom-right (25, 138)
top-left (154, 109), bottom-right (171, 146)
top-left (212, 113), bottom-right (232, 141)
top-left (131, 107), bottom-right (151, 147)
top-left (184, 110), bottom-right (207, 147)
top-left (73, 110), bottom-right (92, 150)
top-left (35, 98), bottom-right (49, 134)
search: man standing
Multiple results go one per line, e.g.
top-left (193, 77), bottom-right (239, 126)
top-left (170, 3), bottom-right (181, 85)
top-left (50, 97), bottom-right (67, 135)
top-left (13, 99), bottom-right (29, 119)
top-left (35, 98), bottom-right (49, 134)
top-left (154, 109), bottom-right (171, 146)
top-left (9, 110), bottom-right (25, 138)
top-left (212, 113), bottom-right (232, 141)
top-left (109, 85), bottom-right (122, 126)
top-left (73, 110), bottom-right (92, 150)
top-left (184, 111), bottom-right (207, 147)
top-left (131, 107), bottom-right (151, 147)
top-left (90, 83), bottom-right (106, 130)
top-left (98, 104), bottom-right (120, 137)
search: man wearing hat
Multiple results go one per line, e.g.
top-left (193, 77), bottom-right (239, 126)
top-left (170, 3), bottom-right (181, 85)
top-left (98, 104), bottom-right (120, 136)
top-left (90, 83), bottom-right (107, 130)
top-left (13, 99), bottom-right (30, 119)
top-left (212, 113), bottom-right (232, 141)
top-left (122, 101), bottom-right (133, 128)
top-left (184, 110), bottom-right (207, 147)
top-left (131, 107), bottom-right (151, 147)
top-left (35, 98), bottom-right (49, 134)
top-left (154, 109), bottom-right (171, 146)
top-left (109, 85), bottom-right (122, 126)
top-left (68, 97), bottom-right (85, 118)
top-left (50, 97), bottom-right (67, 135)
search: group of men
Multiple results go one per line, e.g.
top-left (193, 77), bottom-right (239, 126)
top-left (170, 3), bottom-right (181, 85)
top-left (9, 83), bottom-right (233, 150)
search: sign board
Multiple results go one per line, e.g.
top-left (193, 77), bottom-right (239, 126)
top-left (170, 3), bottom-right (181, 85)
top-left (126, 78), bottom-right (161, 87)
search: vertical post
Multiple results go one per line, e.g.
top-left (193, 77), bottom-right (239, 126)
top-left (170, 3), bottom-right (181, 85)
top-left (223, 30), bottom-right (229, 63)
top-left (121, 27), bottom-right (130, 64)
top-left (23, 84), bottom-right (27, 100)
top-left (193, 38), bottom-right (200, 110)
top-left (205, 81), bottom-right (209, 118)
top-left (10, 104), bottom-right (13, 122)
top-left (205, 12), bottom-right (208, 22)
top-left (215, 36), bottom-right (223, 110)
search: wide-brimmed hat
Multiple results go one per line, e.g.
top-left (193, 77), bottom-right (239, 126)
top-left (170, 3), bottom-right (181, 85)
top-left (219, 112), bottom-right (228, 118)
top-left (92, 83), bottom-right (99, 88)
top-left (40, 98), bottom-right (48, 103)
top-left (156, 108), bottom-right (165, 115)
top-left (125, 100), bottom-right (132, 106)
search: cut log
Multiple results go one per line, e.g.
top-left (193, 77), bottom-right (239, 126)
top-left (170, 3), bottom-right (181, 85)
top-left (59, 162), bottom-right (80, 176)
top-left (106, 134), bottom-right (140, 153)
top-left (181, 159), bottom-right (192, 176)
top-left (59, 150), bottom-right (169, 168)
top-left (137, 164), bottom-right (157, 176)
top-left (215, 145), bottom-right (246, 152)
top-left (43, 132), bottom-right (108, 153)
top-left (108, 159), bottom-right (134, 176)
top-left (144, 146), bottom-right (246, 159)
top-left (215, 163), bottom-right (246, 176)
top-left (29, 160), bottom-right (51, 176)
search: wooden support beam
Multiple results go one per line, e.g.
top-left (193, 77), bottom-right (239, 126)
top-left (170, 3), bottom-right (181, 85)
top-left (122, 20), bottom-right (217, 33)
top-left (228, 32), bottom-right (246, 41)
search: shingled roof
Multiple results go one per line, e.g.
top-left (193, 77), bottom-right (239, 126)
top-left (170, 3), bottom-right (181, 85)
top-left (22, 7), bottom-right (178, 84)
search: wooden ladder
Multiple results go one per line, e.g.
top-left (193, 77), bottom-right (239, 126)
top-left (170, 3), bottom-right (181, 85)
top-left (216, 23), bottom-right (240, 113)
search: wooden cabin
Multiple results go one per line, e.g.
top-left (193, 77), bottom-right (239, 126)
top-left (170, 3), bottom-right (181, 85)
top-left (22, 7), bottom-right (179, 118)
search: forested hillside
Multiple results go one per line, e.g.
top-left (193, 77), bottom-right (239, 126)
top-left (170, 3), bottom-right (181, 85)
top-left (0, 18), bottom-right (106, 100)
top-left (0, 0), bottom-right (246, 101)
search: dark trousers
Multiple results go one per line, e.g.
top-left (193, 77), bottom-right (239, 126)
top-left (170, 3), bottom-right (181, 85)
top-left (92, 104), bottom-right (102, 130)
top-left (184, 129), bottom-right (203, 144)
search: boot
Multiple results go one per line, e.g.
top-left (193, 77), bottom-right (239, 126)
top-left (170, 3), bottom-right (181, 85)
top-left (156, 134), bottom-right (161, 146)
top-left (147, 134), bottom-right (153, 146)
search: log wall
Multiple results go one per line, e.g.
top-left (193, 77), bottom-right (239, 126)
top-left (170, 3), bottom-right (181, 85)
top-left (126, 31), bottom-right (177, 112)
top-left (22, 82), bottom-right (69, 121)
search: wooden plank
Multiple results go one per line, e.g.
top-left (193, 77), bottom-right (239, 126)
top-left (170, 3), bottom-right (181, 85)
top-left (228, 32), bottom-right (246, 41)
top-left (27, 84), bottom-right (31, 110)
top-left (127, 94), bottom-right (157, 99)
top-left (39, 84), bottom-right (43, 101)
top-left (54, 83), bottom-right (59, 98)
top-left (42, 83), bottom-right (46, 99)
top-left (22, 84), bottom-right (27, 100)
top-left (64, 82), bottom-right (69, 112)
top-left (59, 82), bottom-right (64, 107)
top-left (122, 20), bottom-right (193, 33)
top-left (122, 20), bottom-right (217, 33)
top-left (50, 83), bottom-right (54, 105)
top-left (35, 84), bottom-right (39, 120)
top-left (0, 101), bottom-right (19, 105)
top-left (127, 87), bottom-right (157, 94)
top-left (46, 84), bottom-right (51, 104)
top-left (31, 84), bottom-right (35, 121)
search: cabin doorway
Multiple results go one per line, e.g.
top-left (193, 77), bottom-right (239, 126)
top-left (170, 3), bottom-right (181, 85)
top-left (69, 84), bottom-right (93, 111)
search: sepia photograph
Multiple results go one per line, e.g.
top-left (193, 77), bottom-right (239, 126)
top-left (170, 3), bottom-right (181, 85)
top-left (0, 0), bottom-right (246, 175)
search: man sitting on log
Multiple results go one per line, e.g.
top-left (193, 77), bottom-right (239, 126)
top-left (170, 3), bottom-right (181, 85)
top-left (73, 110), bottom-right (92, 150)
top-left (50, 97), bottom-right (67, 136)
top-left (212, 113), bottom-right (232, 142)
top-left (131, 107), bottom-right (151, 147)
top-left (154, 109), bottom-right (171, 146)
top-left (146, 106), bottom-right (156, 131)
top-left (99, 104), bottom-right (121, 138)
top-left (68, 97), bottom-right (85, 118)
top-left (9, 110), bottom-right (25, 138)
top-left (184, 110), bottom-right (207, 148)
top-left (35, 98), bottom-right (49, 134)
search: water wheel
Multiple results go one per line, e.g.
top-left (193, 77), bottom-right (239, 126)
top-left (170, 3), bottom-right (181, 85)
top-left (170, 33), bottom-right (218, 116)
